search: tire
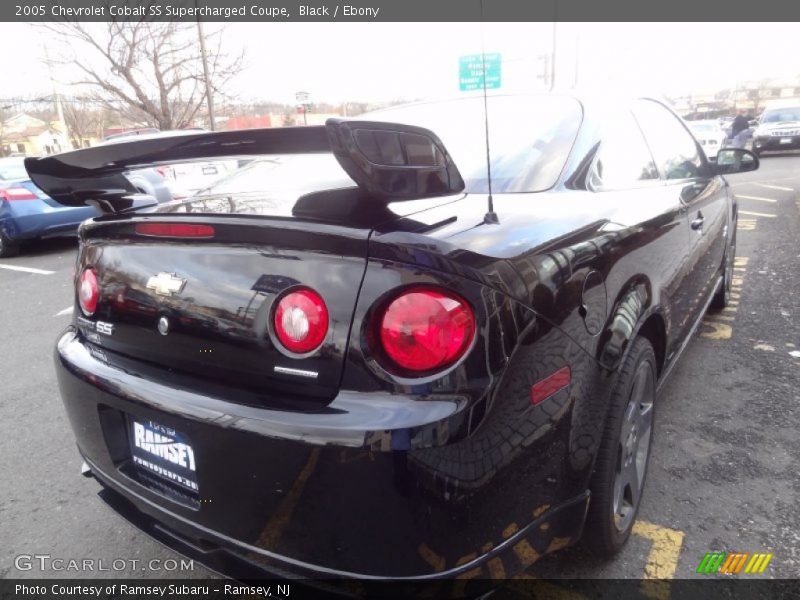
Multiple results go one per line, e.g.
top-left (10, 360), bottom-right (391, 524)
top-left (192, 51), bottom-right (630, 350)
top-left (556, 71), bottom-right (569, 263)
top-left (0, 232), bottom-right (20, 258)
top-left (583, 337), bottom-right (657, 557)
top-left (711, 227), bottom-right (736, 309)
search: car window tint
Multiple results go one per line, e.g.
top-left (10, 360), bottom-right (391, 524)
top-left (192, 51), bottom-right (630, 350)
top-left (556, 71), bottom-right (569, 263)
top-left (588, 111), bottom-right (659, 190)
top-left (634, 100), bottom-right (703, 180)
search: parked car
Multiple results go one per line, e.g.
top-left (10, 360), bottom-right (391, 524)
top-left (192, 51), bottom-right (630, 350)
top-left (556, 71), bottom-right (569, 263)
top-left (27, 94), bottom-right (757, 584)
top-left (687, 119), bottom-right (728, 159)
top-left (0, 156), bottom-right (172, 258)
top-left (99, 130), bottom-right (238, 197)
top-left (751, 101), bottom-right (800, 156)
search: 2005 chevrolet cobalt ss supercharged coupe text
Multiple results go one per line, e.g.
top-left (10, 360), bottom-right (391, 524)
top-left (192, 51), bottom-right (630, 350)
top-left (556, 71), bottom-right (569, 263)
top-left (26, 94), bottom-right (757, 583)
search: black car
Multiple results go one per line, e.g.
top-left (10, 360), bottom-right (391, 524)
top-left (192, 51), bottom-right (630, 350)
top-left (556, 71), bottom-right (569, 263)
top-left (26, 94), bottom-right (758, 584)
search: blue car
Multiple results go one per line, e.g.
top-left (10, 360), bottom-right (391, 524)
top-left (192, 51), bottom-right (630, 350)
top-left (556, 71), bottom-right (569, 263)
top-left (0, 157), bottom-right (172, 257)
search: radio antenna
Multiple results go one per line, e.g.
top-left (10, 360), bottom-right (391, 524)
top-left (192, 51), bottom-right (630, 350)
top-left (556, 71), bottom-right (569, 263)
top-left (479, 0), bottom-right (499, 225)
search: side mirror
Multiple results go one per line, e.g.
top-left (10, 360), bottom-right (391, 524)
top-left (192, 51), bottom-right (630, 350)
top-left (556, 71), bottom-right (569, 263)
top-left (714, 148), bottom-right (759, 175)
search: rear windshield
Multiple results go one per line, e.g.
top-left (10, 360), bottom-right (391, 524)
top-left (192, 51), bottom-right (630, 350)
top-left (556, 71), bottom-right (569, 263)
top-left (761, 107), bottom-right (800, 123)
top-left (174, 95), bottom-right (582, 212)
top-left (369, 95), bottom-right (583, 193)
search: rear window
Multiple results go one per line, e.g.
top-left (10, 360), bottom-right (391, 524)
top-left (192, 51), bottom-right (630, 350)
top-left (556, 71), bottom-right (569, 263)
top-left (167, 95), bottom-right (583, 215)
top-left (172, 155), bottom-right (356, 216)
top-left (369, 95), bottom-right (583, 193)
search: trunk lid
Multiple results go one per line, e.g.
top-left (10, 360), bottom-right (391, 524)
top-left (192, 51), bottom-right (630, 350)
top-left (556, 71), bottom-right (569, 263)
top-left (75, 176), bottom-right (465, 408)
top-left (77, 215), bottom-right (371, 407)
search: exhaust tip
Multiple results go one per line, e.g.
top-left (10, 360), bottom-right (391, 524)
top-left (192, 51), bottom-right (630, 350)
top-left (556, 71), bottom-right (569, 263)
top-left (80, 461), bottom-right (93, 478)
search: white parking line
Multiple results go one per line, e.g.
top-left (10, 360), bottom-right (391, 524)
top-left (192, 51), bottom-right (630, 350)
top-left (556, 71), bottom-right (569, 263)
top-left (55, 306), bottom-right (73, 317)
top-left (739, 210), bottom-right (776, 218)
top-left (0, 264), bottom-right (55, 275)
top-left (736, 195), bottom-right (777, 203)
top-left (754, 183), bottom-right (793, 192)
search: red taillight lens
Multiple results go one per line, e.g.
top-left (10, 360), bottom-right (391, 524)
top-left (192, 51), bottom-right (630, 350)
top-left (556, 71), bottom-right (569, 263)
top-left (0, 186), bottom-right (38, 201)
top-left (378, 288), bottom-right (475, 373)
top-left (135, 223), bottom-right (215, 238)
top-left (273, 288), bottom-right (329, 354)
top-left (78, 268), bottom-right (99, 316)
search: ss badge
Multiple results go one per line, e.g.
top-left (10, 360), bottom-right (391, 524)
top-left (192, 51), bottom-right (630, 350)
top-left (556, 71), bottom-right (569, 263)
top-left (95, 321), bottom-right (114, 335)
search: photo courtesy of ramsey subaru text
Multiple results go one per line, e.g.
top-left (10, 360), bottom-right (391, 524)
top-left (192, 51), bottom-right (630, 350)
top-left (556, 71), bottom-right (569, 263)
top-left (25, 93), bottom-right (757, 583)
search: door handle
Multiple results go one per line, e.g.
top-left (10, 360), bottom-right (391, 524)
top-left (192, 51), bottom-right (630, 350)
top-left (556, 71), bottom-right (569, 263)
top-left (691, 214), bottom-right (705, 230)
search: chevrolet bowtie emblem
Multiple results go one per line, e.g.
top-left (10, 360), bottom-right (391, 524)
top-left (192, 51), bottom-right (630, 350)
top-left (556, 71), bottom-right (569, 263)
top-left (146, 272), bottom-right (186, 296)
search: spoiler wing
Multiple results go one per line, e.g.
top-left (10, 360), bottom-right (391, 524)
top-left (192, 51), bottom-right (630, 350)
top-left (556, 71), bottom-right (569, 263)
top-left (24, 120), bottom-right (465, 213)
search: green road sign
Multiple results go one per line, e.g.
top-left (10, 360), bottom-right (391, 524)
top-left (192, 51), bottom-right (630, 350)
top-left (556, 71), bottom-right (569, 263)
top-left (459, 53), bottom-right (502, 92)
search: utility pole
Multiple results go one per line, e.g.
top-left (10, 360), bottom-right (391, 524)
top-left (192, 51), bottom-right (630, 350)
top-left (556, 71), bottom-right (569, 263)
top-left (196, 20), bottom-right (216, 131)
top-left (43, 43), bottom-right (71, 150)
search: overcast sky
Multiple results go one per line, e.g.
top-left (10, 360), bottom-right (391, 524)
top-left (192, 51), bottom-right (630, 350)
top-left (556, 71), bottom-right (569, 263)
top-left (1, 22), bottom-right (799, 106)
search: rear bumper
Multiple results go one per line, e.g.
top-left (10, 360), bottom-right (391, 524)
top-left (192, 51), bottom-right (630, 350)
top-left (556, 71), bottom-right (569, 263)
top-left (55, 329), bottom-right (590, 579)
top-left (86, 456), bottom-right (589, 582)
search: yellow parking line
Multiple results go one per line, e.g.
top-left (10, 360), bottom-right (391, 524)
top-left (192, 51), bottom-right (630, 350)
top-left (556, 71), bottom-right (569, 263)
top-left (254, 449), bottom-right (320, 550)
top-left (632, 521), bottom-right (684, 579)
top-left (700, 321), bottom-right (732, 339)
top-left (417, 542), bottom-right (445, 572)
top-left (734, 257), bottom-right (749, 266)
top-left (739, 210), bottom-right (776, 218)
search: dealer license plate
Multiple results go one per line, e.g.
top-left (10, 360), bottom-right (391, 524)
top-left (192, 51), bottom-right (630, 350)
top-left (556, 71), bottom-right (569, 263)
top-left (129, 420), bottom-right (198, 492)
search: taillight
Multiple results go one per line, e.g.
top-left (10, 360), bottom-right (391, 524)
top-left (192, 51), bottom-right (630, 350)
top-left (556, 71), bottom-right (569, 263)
top-left (0, 186), bottom-right (38, 201)
top-left (78, 268), bottom-right (99, 316)
top-left (273, 288), bottom-right (329, 354)
top-left (376, 287), bottom-right (475, 373)
top-left (135, 223), bottom-right (215, 238)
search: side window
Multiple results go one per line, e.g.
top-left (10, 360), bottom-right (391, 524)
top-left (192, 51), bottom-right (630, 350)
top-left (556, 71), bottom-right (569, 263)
top-left (588, 110), bottom-right (659, 190)
top-left (633, 100), bottom-right (704, 180)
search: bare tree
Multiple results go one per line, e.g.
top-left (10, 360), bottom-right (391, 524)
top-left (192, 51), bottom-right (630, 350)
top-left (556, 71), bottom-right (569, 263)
top-left (43, 21), bottom-right (244, 131)
top-left (62, 101), bottom-right (106, 148)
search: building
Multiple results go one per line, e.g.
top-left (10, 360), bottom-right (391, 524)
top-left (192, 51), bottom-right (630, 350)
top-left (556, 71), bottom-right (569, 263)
top-left (1, 113), bottom-right (71, 156)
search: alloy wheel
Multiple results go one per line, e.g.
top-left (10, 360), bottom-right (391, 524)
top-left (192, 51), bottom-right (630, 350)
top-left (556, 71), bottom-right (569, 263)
top-left (612, 362), bottom-right (655, 533)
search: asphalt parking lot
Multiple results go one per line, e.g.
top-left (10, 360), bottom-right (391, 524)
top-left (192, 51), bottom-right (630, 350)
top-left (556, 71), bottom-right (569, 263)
top-left (1, 154), bottom-right (798, 584)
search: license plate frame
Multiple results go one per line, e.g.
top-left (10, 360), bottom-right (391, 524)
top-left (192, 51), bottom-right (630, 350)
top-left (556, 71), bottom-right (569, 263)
top-left (128, 419), bottom-right (199, 493)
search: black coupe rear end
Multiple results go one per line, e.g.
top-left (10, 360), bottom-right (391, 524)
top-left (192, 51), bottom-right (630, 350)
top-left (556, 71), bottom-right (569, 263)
top-left (28, 93), bottom-right (752, 584)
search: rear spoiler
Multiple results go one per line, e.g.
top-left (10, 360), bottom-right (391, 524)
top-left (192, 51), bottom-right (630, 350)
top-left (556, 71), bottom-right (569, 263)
top-left (24, 119), bottom-right (465, 213)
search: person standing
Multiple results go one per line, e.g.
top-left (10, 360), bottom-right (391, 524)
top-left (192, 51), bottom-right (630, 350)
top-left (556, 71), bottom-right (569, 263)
top-left (731, 109), bottom-right (750, 138)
